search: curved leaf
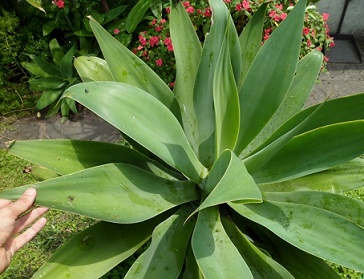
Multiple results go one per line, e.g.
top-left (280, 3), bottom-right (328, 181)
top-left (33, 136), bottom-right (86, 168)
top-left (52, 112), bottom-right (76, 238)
top-left (231, 213), bottom-right (340, 279)
top-left (8, 139), bottom-right (181, 180)
top-left (125, 205), bottom-right (195, 278)
top-left (36, 89), bottom-right (63, 110)
top-left (60, 45), bottom-right (75, 79)
top-left (221, 215), bottom-right (294, 279)
top-left (88, 18), bottom-right (176, 113)
top-left (242, 50), bottom-right (323, 157)
top-left (213, 27), bottom-right (240, 155)
top-left (29, 77), bottom-right (67, 91)
top-left (49, 38), bottom-right (64, 65)
top-left (264, 191), bottom-right (364, 228)
top-left (21, 62), bottom-right (51, 78)
top-left (259, 158), bottom-right (364, 193)
top-left (64, 82), bottom-right (207, 183)
top-left (125, 0), bottom-right (152, 33)
top-left (192, 0), bottom-right (231, 167)
top-left (32, 57), bottom-right (61, 77)
top-left (235, 0), bottom-right (306, 154)
top-left (32, 216), bottom-right (167, 279)
top-left (170, 0), bottom-right (202, 153)
top-left (252, 121), bottom-right (364, 184)
top-left (74, 56), bottom-right (113, 82)
top-left (229, 201), bottom-right (364, 272)
top-left (239, 3), bottom-right (266, 84)
top-left (192, 207), bottom-right (253, 278)
top-left (262, 93), bottom-right (364, 150)
top-left (193, 150), bottom-right (261, 216)
top-left (0, 163), bottom-right (199, 223)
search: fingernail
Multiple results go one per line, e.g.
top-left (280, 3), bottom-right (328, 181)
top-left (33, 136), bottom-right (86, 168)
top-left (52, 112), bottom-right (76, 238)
top-left (24, 188), bottom-right (36, 196)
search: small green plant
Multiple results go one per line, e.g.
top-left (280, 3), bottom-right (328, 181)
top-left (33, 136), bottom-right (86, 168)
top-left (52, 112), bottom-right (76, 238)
top-left (1, 0), bottom-right (364, 278)
top-left (22, 39), bottom-right (80, 122)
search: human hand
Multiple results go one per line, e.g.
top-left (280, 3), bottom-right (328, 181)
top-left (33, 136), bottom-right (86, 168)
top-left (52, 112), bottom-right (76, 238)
top-left (0, 188), bottom-right (48, 273)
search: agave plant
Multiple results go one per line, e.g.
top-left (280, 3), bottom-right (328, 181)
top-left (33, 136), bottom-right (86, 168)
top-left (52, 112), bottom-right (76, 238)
top-left (22, 38), bottom-right (80, 122)
top-left (2, 0), bottom-right (364, 277)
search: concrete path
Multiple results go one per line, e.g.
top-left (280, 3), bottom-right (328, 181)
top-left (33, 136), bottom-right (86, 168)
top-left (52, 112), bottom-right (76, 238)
top-left (1, 41), bottom-right (364, 149)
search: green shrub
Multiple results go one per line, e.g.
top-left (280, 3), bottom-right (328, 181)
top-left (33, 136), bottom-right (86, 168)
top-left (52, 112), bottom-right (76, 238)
top-left (1, 0), bottom-right (364, 277)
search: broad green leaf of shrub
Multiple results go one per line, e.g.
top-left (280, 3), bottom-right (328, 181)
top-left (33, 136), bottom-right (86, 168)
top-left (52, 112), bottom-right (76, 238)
top-left (0, 163), bottom-right (199, 223)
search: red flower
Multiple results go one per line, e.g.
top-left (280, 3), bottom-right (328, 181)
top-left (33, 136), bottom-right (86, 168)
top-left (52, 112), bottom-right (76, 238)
top-left (236, 3), bottom-right (243, 11)
top-left (204, 7), bottom-right (211, 17)
top-left (280, 13), bottom-right (287, 21)
top-left (303, 27), bottom-right (310, 35)
top-left (242, 0), bottom-right (250, 11)
top-left (160, 19), bottom-right (167, 24)
top-left (166, 7), bottom-right (171, 14)
top-left (149, 36), bottom-right (159, 47)
top-left (156, 59), bottom-right (163, 67)
top-left (113, 29), bottom-right (120, 35)
top-left (183, 1), bottom-right (190, 8)
top-left (164, 37), bottom-right (172, 46)
top-left (139, 34), bottom-right (147, 46)
top-left (307, 39), bottom-right (312, 47)
top-left (186, 6), bottom-right (195, 14)
top-left (155, 25), bottom-right (163, 32)
top-left (322, 13), bottom-right (329, 21)
top-left (52, 0), bottom-right (64, 8)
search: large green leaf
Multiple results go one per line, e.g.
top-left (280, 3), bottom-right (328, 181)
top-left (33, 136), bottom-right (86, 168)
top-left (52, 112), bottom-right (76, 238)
top-left (259, 158), bottom-right (364, 193)
top-left (213, 27), bottom-right (240, 155)
top-left (29, 77), bottom-right (67, 91)
top-left (125, 0), bottom-right (152, 33)
top-left (252, 120), bottom-right (364, 184)
top-left (88, 18), bottom-right (176, 113)
top-left (0, 163), bottom-right (199, 223)
top-left (35, 89), bottom-right (63, 110)
top-left (238, 3), bottom-right (266, 85)
top-left (242, 50), bottom-right (323, 158)
top-left (221, 215), bottom-right (294, 279)
top-left (264, 191), bottom-right (364, 228)
top-left (192, 207), bottom-right (253, 278)
top-left (8, 139), bottom-right (181, 179)
top-left (64, 82), bottom-right (207, 183)
top-left (49, 38), bottom-right (64, 65)
top-left (182, 244), bottom-right (204, 279)
top-left (235, 0), bottom-right (306, 154)
top-left (21, 62), bottom-right (51, 78)
top-left (74, 56), bottom-right (113, 82)
top-left (260, 93), bottom-right (364, 150)
top-left (60, 45), bottom-right (75, 79)
top-left (32, 216), bottom-right (167, 278)
top-left (230, 213), bottom-right (340, 279)
top-left (25, 0), bottom-right (45, 13)
top-left (229, 200), bottom-right (364, 272)
top-left (192, 0), bottom-right (231, 167)
top-left (170, 0), bottom-right (202, 153)
top-left (193, 150), bottom-right (261, 215)
top-left (32, 57), bottom-right (61, 77)
top-left (125, 205), bottom-right (196, 278)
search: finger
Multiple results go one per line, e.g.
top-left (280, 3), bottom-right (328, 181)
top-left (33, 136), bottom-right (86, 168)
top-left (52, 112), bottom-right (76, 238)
top-left (0, 199), bottom-right (11, 208)
top-left (13, 207), bottom-right (49, 235)
top-left (8, 217), bottom-right (47, 256)
top-left (7, 188), bottom-right (37, 218)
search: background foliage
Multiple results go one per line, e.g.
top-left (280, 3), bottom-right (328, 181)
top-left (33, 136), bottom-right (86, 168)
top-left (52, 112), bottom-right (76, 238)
top-left (0, 0), bottom-right (334, 118)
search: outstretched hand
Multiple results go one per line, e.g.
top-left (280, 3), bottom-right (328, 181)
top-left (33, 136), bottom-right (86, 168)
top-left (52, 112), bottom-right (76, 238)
top-left (0, 188), bottom-right (48, 273)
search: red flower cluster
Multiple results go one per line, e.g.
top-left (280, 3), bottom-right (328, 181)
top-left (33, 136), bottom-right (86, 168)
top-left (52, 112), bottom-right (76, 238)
top-left (52, 0), bottom-right (64, 8)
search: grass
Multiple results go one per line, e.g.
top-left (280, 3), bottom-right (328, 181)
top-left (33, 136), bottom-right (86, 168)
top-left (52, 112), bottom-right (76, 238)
top-left (0, 82), bottom-right (39, 118)
top-left (0, 149), bottom-right (96, 279)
